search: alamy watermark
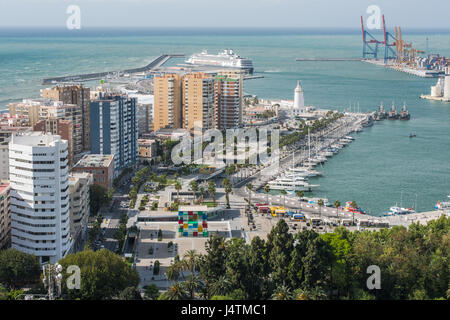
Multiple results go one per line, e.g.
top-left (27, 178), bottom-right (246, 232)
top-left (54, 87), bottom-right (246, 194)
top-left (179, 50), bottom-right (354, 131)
top-left (366, 5), bottom-right (382, 30)
top-left (66, 5), bottom-right (81, 30)
top-left (366, 265), bottom-right (381, 290)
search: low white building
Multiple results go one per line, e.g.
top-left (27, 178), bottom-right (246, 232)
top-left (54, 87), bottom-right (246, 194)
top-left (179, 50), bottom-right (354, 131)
top-left (68, 171), bottom-right (93, 253)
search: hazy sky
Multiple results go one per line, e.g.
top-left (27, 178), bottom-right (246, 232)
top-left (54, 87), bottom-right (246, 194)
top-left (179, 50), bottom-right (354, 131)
top-left (0, 0), bottom-right (449, 28)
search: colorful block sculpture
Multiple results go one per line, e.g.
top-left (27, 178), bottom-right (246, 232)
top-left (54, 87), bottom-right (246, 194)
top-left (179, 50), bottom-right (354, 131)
top-left (178, 209), bottom-right (208, 237)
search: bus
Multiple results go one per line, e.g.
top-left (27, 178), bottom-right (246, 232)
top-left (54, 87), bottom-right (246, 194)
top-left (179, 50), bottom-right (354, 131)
top-left (291, 213), bottom-right (306, 222)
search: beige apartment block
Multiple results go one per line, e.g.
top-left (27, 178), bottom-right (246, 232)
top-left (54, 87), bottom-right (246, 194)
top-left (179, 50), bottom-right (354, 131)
top-left (153, 74), bottom-right (183, 131)
top-left (215, 71), bottom-right (243, 130)
top-left (182, 72), bottom-right (216, 132)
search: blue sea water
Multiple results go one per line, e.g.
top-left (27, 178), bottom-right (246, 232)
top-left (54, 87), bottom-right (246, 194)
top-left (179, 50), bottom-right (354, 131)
top-left (1, 27), bottom-right (450, 215)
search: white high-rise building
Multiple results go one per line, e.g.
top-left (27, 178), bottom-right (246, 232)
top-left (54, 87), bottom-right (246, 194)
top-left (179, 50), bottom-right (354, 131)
top-left (9, 132), bottom-right (71, 264)
top-left (292, 80), bottom-right (305, 117)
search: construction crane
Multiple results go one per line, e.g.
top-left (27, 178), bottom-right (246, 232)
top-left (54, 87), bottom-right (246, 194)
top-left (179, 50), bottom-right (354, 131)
top-left (361, 16), bottom-right (383, 59)
top-left (382, 15), bottom-right (396, 63)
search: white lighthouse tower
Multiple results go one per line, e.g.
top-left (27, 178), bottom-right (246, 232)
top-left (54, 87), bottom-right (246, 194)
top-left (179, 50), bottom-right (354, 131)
top-left (292, 80), bottom-right (305, 117)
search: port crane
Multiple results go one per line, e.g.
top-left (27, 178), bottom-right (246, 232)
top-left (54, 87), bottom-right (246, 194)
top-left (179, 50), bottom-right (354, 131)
top-left (360, 16), bottom-right (383, 60)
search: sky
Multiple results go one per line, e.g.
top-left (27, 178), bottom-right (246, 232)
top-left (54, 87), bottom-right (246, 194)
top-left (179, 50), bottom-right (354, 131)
top-left (0, 0), bottom-right (449, 29)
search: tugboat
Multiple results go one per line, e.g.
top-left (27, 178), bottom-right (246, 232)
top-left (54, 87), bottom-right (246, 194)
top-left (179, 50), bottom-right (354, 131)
top-left (399, 103), bottom-right (411, 120)
top-left (388, 102), bottom-right (399, 120)
top-left (376, 103), bottom-right (387, 120)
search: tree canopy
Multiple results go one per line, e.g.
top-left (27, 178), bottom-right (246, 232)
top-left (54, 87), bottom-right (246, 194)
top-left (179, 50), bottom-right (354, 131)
top-left (58, 249), bottom-right (140, 300)
top-left (0, 249), bottom-right (41, 290)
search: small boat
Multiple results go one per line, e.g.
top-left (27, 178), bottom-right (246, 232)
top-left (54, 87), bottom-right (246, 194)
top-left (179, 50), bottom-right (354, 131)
top-left (409, 133), bottom-right (416, 138)
top-left (434, 200), bottom-right (450, 210)
top-left (344, 201), bottom-right (366, 214)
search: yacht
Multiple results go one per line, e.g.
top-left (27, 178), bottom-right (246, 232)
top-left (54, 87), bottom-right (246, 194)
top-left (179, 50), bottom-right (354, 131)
top-left (267, 178), bottom-right (318, 192)
top-left (286, 167), bottom-right (322, 177)
top-left (185, 49), bottom-right (254, 74)
top-left (320, 151), bottom-right (334, 157)
top-left (387, 206), bottom-right (416, 215)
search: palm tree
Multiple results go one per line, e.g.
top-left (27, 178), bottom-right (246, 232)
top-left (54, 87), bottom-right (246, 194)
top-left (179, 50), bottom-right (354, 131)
top-left (223, 179), bottom-right (232, 209)
top-left (281, 189), bottom-right (287, 208)
top-left (334, 200), bottom-right (341, 218)
top-left (317, 199), bottom-right (324, 218)
top-left (272, 285), bottom-right (293, 300)
top-left (199, 187), bottom-right (205, 203)
top-left (208, 180), bottom-right (216, 204)
top-left (264, 185), bottom-right (270, 204)
top-left (209, 275), bottom-right (232, 297)
top-left (247, 182), bottom-right (253, 206)
top-left (183, 249), bottom-right (199, 274)
top-left (225, 165), bottom-right (235, 184)
top-left (189, 180), bottom-right (198, 204)
top-left (174, 180), bottom-right (182, 202)
top-left (183, 274), bottom-right (203, 299)
top-left (222, 178), bottom-right (229, 188)
top-left (167, 282), bottom-right (189, 300)
top-left (295, 190), bottom-right (304, 202)
top-left (166, 263), bottom-right (181, 281)
top-left (350, 200), bottom-right (358, 225)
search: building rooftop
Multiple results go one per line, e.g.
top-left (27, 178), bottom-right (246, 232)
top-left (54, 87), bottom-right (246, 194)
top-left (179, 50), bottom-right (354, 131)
top-left (138, 139), bottom-right (156, 145)
top-left (0, 182), bottom-right (10, 194)
top-left (179, 205), bottom-right (208, 212)
top-left (74, 154), bottom-right (114, 168)
top-left (69, 171), bottom-right (93, 185)
top-left (10, 131), bottom-right (64, 147)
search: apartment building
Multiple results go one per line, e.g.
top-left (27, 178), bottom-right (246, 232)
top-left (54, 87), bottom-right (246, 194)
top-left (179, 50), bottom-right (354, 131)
top-left (34, 118), bottom-right (74, 168)
top-left (68, 172), bottom-right (93, 252)
top-left (9, 132), bottom-right (71, 264)
top-left (153, 74), bottom-right (183, 131)
top-left (9, 99), bottom-right (83, 161)
top-left (72, 154), bottom-right (115, 190)
top-left (0, 182), bottom-right (11, 249)
top-left (182, 72), bottom-right (216, 132)
top-left (41, 84), bottom-right (91, 151)
top-left (90, 94), bottom-right (138, 176)
top-left (215, 72), bottom-right (243, 130)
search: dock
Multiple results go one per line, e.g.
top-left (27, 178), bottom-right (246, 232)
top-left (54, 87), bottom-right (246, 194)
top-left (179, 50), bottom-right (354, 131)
top-left (42, 54), bottom-right (185, 85)
top-left (296, 58), bottom-right (362, 62)
top-left (419, 94), bottom-right (450, 102)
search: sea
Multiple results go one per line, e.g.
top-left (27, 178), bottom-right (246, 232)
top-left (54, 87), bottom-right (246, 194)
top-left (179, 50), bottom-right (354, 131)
top-left (1, 27), bottom-right (450, 215)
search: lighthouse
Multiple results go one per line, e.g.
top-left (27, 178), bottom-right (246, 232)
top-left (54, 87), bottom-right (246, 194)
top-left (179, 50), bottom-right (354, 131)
top-left (292, 80), bottom-right (305, 117)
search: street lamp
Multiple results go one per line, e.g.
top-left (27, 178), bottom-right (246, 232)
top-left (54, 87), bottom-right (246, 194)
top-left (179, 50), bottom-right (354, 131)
top-left (42, 263), bottom-right (63, 300)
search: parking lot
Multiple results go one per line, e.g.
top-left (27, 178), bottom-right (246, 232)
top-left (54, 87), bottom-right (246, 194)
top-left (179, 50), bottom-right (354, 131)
top-left (134, 221), bottom-right (233, 289)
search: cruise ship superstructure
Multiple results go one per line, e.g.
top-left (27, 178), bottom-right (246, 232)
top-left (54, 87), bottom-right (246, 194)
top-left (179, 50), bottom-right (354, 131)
top-left (185, 49), bottom-right (254, 74)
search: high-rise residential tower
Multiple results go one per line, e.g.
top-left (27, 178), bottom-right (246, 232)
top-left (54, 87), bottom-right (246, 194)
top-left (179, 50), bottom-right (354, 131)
top-left (9, 132), bottom-right (71, 264)
top-left (215, 72), bottom-right (243, 130)
top-left (41, 84), bottom-right (91, 151)
top-left (90, 94), bottom-right (138, 176)
top-left (182, 72), bottom-right (216, 132)
top-left (153, 74), bottom-right (183, 131)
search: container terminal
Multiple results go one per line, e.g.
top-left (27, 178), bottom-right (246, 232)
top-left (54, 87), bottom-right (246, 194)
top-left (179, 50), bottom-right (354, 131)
top-left (297, 15), bottom-right (448, 79)
top-left (360, 15), bottom-right (448, 78)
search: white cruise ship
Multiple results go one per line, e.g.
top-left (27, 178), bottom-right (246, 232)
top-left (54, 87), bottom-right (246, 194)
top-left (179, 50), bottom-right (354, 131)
top-left (185, 49), bottom-right (254, 74)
